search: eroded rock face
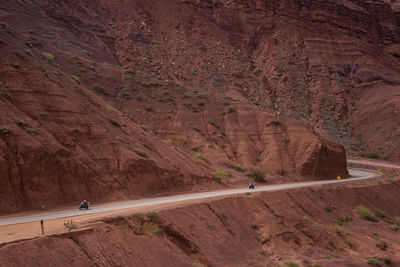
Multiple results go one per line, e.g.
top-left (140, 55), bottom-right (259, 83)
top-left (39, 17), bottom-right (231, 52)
top-left (208, 105), bottom-right (348, 178)
top-left (0, 0), bottom-right (352, 213)
top-left (0, 69), bottom-right (209, 213)
top-left (183, 0), bottom-right (400, 161)
top-left (96, 0), bottom-right (400, 160)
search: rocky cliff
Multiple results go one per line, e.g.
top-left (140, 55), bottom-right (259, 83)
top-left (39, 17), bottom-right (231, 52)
top-left (7, 0), bottom-right (399, 212)
top-left (102, 0), bottom-right (400, 159)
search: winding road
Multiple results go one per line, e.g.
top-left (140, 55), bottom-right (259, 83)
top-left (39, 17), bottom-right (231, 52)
top-left (0, 164), bottom-right (387, 227)
top-left (348, 159), bottom-right (400, 169)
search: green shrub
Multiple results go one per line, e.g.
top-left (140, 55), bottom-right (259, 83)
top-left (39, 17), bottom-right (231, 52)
top-left (70, 75), bottom-right (80, 83)
top-left (93, 84), bottom-right (108, 95)
top-left (379, 257), bottom-right (392, 265)
top-left (0, 126), bottom-right (12, 136)
top-left (194, 153), bottom-right (209, 163)
top-left (63, 220), bottom-right (77, 232)
top-left (0, 90), bottom-right (12, 99)
top-left (283, 137), bottom-right (290, 144)
top-left (11, 61), bottom-right (19, 68)
top-left (245, 192), bottom-right (251, 196)
top-left (359, 152), bottom-right (379, 159)
top-left (338, 214), bottom-right (353, 225)
top-left (389, 224), bottom-right (400, 231)
top-left (76, 67), bottom-right (87, 74)
top-left (140, 125), bottom-right (149, 132)
top-left (25, 128), bottom-right (37, 135)
top-left (175, 135), bottom-right (187, 143)
top-left (211, 169), bottom-right (230, 182)
top-left (148, 225), bottom-right (161, 234)
top-left (103, 76), bottom-right (118, 85)
top-left (190, 145), bottom-right (203, 152)
top-left (15, 119), bottom-right (24, 127)
top-left (123, 67), bottom-right (135, 75)
top-left (372, 231), bottom-right (378, 236)
top-left (193, 127), bottom-right (202, 133)
top-left (374, 209), bottom-right (386, 219)
top-left (133, 214), bottom-right (144, 221)
top-left (284, 262), bottom-right (299, 267)
top-left (246, 167), bottom-right (266, 182)
top-left (134, 149), bottom-right (147, 158)
top-left (208, 119), bottom-right (217, 127)
top-left (376, 241), bottom-right (388, 251)
top-left (138, 222), bottom-right (161, 235)
top-left (270, 120), bottom-right (281, 126)
top-left (226, 106), bottom-right (235, 113)
top-left (325, 205), bottom-right (333, 212)
top-left (366, 257), bottom-right (392, 266)
top-left (394, 216), bottom-right (400, 224)
top-left (144, 105), bottom-right (155, 112)
top-left (385, 173), bottom-right (398, 181)
top-left (251, 223), bottom-right (259, 230)
top-left (121, 89), bottom-right (131, 100)
top-left (335, 225), bottom-right (350, 235)
top-left (355, 205), bottom-right (376, 221)
top-left (107, 117), bottom-right (121, 128)
top-left (146, 211), bottom-right (158, 218)
top-left (41, 51), bottom-right (54, 61)
top-left (220, 160), bottom-right (245, 172)
top-left (366, 257), bottom-right (383, 266)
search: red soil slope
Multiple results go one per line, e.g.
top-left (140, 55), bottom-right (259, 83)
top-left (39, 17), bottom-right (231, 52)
top-left (0, 66), bottom-right (211, 213)
top-left (1, 179), bottom-right (400, 266)
top-left (0, 0), bottom-right (350, 213)
top-left (100, 0), bottom-right (400, 160)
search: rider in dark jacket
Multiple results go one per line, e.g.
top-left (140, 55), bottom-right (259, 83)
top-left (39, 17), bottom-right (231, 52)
top-left (80, 200), bottom-right (89, 209)
top-left (249, 182), bottom-right (255, 189)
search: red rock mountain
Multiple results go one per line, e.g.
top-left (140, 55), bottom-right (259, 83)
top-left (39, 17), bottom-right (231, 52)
top-left (2, 0), bottom-right (398, 212)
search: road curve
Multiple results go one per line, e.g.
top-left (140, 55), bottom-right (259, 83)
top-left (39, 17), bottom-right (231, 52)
top-left (0, 168), bottom-right (379, 226)
top-left (348, 159), bottom-right (400, 169)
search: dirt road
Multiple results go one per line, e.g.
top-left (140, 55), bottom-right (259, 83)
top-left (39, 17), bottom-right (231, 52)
top-left (0, 168), bottom-right (378, 226)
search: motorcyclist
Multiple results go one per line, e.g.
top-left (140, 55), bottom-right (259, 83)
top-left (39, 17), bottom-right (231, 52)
top-left (249, 182), bottom-right (255, 189)
top-left (79, 200), bottom-right (89, 210)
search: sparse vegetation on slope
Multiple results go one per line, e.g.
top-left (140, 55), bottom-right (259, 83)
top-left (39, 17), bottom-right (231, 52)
top-left (246, 167), bottom-right (266, 182)
top-left (355, 205), bottom-right (376, 221)
top-left (211, 169), bottom-right (230, 182)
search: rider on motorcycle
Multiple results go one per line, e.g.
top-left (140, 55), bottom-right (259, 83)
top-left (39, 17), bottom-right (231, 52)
top-left (249, 182), bottom-right (255, 189)
top-left (79, 200), bottom-right (89, 210)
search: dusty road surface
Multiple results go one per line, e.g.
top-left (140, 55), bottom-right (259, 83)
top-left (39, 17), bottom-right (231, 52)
top-left (348, 159), bottom-right (400, 169)
top-left (0, 168), bottom-right (377, 226)
top-left (0, 163), bottom-right (391, 243)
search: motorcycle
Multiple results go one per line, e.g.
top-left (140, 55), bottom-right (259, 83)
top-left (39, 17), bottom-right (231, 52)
top-left (79, 201), bottom-right (89, 210)
top-left (249, 182), bottom-right (255, 189)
